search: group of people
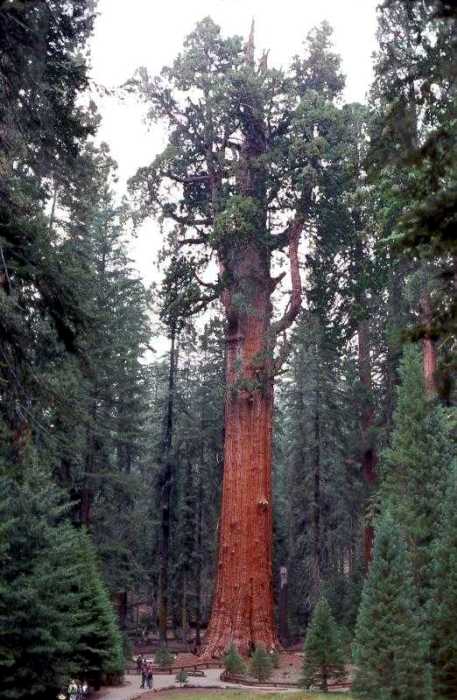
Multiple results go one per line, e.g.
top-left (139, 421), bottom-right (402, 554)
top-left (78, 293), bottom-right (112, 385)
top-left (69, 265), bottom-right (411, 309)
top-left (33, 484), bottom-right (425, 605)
top-left (136, 654), bottom-right (154, 690)
top-left (60, 679), bottom-right (88, 700)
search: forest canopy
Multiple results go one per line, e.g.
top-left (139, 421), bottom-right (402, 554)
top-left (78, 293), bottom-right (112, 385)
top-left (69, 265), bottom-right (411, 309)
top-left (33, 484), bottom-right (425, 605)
top-left (0, 0), bottom-right (456, 698)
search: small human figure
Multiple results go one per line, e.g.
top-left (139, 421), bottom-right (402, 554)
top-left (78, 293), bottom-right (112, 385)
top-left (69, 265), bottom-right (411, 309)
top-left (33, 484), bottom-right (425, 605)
top-left (140, 660), bottom-right (147, 689)
top-left (79, 680), bottom-right (88, 699)
top-left (136, 653), bottom-right (144, 675)
top-left (68, 680), bottom-right (78, 700)
top-left (146, 662), bottom-right (154, 690)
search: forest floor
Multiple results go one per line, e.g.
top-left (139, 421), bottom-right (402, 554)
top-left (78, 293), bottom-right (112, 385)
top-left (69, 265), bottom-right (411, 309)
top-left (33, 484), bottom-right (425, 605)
top-left (94, 666), bottom-right (352, 700)
top-left (94, 651), bottom-right (352, 700)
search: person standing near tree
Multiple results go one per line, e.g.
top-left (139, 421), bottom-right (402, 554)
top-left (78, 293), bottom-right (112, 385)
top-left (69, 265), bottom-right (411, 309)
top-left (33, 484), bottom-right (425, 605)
top-left (68, 680), bottom-right (78, 700)
top-left (140, 660), bottom-right (147, 689)
top-left (146, 662), bottom-right (154, 690)
top-left (136, 654), bottom-right (144, 675)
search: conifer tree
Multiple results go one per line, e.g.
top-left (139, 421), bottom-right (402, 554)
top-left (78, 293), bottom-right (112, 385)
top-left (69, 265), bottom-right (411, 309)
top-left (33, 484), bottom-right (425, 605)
top-left (353, 512), bottom-right (432, 700)
top-left (381, 345), bottom-right (453, 596)
top-left (72, 531), bottom-right (124, 689)
top-left (223, 643), bottom-right (247, 675)
top-left (0, 462), bottom-right (124, 698)
top-left (129, 17), bottom-right (347, 654)
top-left (301, 596), bottom-right (345, 693)
top-left (0, 469), bottom-right (78, 699)
top-left (250, 646), bottom-right (273, 683)
top-left (430, 464), bottom-right (457, 698)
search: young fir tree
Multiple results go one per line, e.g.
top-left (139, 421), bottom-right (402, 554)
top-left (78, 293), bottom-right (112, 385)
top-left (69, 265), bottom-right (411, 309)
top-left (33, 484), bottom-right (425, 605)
top-left (223, 643), bottom-right (247, 675)
top-left (72, 530), bottom-right (124, 689)
top-left (301, 596), bottom-right (345, 693)
top-left (0, 466), bottom-right (122, 698)
top-left (381, 345), bottom-right (454, 599)
top-left (250, 646), bottom-right (273, 683)
top-left (430, 463), bottom-right (457, 698)
top-left (0, 469), bottom-right (79, 699)
top-left (353, 512), bottom-right (432, 700)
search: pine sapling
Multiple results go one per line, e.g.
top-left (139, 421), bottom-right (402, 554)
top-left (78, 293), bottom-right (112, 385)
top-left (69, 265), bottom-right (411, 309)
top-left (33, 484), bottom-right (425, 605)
top-left (223, 643), bottom-right (246, 676)
top-left (301, 596), bottom-right (345, 693)
top-left (250, 646), bottom-right (273, 683)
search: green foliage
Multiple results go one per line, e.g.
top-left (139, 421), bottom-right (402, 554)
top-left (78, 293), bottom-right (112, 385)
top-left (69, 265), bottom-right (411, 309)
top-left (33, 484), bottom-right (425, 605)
top-left (353, 512), bottom-right (432, 700)
top-left (370, 0), bottom-right (457, 349)
top-left (250, 646), bottom-right (273, 683)
top-left (381, 345), bottom-right (454, 595)
top-left (223, 643), bottom-right (247, 675)
top-left (71, 531), bottom-right (125, 688)
top-left (213, 196), bottom-right (263, 248)
top-left (0, 468), bottom-right (124, 699)
top-left (430, 465), bottom-right (457, 698)
top-left (154, 646), bottom-right (174, 669)
top-left (301, 597), bottom-right (345, 693)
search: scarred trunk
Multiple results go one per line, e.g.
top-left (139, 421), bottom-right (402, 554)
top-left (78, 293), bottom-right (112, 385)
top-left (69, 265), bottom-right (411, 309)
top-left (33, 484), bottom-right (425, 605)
top-left (202, 245), bottom-right (278, 657)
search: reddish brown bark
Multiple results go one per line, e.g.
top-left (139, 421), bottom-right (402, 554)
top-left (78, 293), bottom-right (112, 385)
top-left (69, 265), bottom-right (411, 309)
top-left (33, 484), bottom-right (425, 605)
top-left (202, 247), bottom-right (277, 656)
top-left (420, 287), bottom-right (437, 399)
top-left (199, 29), bottom-right (304, 655)
top-left (202, 218), bottom-right (302, 657)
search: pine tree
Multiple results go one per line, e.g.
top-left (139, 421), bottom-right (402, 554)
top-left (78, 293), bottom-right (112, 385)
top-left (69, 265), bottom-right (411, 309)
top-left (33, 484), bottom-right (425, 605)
top-left (250, 646), bottom-right (273, 683)
top-left (353, 512), bottom-right (432, 700)
top-left (0, 464), bottom-right (125, 699)
top-left (72, 531), bottom-right (124, 689)
top-left (154, 646), bottom-right (174, 669)
top-left (223, 643), bottom-right (246, 675)
top-left (301, 597), bottom-right (345, 693)
top-left (430, 464), bottom-right (457, 698)
top-left (381, 345), bottom-right (453, 597)
top-left (0, 469), bottom-right (76, 699)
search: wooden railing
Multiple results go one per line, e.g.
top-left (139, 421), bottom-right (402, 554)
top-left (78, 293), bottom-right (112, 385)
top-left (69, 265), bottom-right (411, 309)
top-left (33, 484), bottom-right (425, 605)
top-left (128, 659), bottom-right (222, 675)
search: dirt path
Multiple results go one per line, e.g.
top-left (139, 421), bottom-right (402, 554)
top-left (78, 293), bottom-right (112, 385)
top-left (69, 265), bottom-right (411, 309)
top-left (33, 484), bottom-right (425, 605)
top-left (94, 670), bottom-right (298, 700)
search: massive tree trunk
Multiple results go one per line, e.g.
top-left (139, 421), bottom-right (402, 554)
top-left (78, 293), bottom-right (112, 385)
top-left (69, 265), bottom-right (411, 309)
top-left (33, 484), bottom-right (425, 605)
top-left (202, 250), bottom-right (278, 656)
top-left (201, 29), bottom-right (303, 657)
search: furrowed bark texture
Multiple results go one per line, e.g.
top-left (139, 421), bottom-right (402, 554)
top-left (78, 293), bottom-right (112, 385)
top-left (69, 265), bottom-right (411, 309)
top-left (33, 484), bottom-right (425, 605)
top-left (199, 35), bottom-right (302, 656)
top-left (202, 244), bottom-right (279, 657)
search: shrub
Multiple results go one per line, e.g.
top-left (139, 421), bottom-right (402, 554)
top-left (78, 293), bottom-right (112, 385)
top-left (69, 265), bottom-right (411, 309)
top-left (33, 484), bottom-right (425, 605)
top-left (154, 646), bottom-right (174, 669)
top-left (223, 643), bottom-right (246, 675)
top-left (250, 646), bottom-right (273, 683)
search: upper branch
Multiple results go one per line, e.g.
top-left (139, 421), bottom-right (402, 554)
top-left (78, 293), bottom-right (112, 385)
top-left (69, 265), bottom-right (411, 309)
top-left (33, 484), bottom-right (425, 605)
top-left (270, 218), bottom-right (304, 336)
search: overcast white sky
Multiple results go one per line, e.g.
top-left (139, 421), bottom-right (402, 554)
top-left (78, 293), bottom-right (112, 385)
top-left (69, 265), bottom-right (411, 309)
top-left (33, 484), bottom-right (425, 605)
top-left (89, 0), bottom-right (380, 286)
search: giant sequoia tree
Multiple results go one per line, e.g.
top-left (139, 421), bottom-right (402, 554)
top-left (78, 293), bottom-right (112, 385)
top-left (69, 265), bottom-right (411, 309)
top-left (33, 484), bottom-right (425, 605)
top-left (130, 19), bottom-right (345, 654)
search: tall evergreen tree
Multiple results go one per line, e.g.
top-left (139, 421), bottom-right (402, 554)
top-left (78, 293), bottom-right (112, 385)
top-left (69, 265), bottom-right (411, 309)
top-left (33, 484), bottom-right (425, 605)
top-left (381, 346), bottom-right (454, 597)
top-left (430, 464), bottom-right (457, 698)
top-left (0, 465), bottom-right (123, 699)
top-left (353, 512), bottom-right (432, 700)
top-left (129, 17), bottom-right (350, 654)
